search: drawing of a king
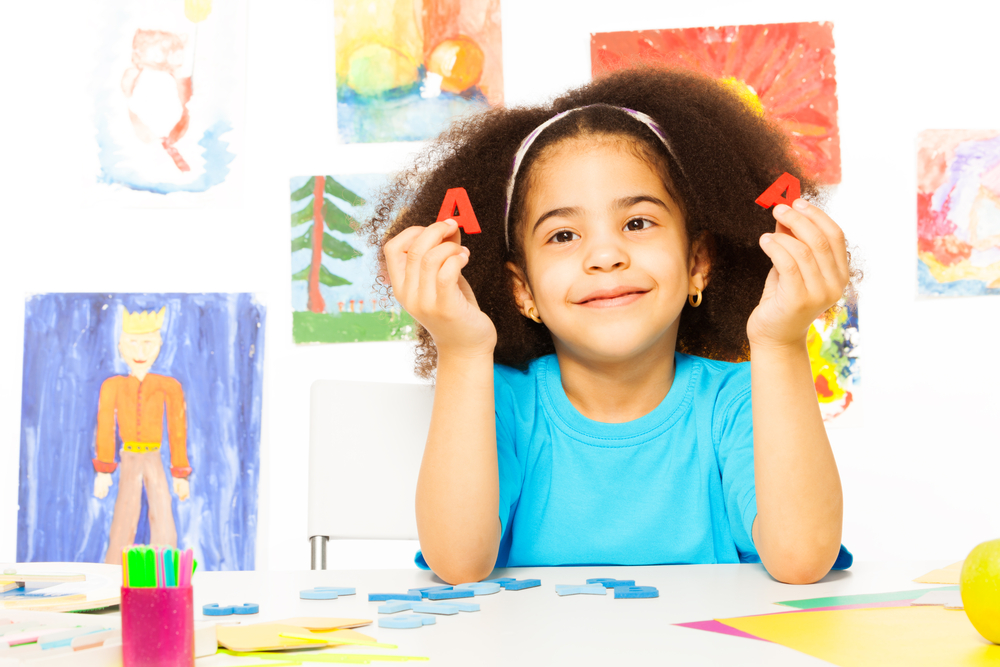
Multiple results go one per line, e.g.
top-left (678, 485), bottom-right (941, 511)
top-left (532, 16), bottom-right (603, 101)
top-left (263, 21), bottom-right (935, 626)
top-left (92, 307), bottom-right (191, 564)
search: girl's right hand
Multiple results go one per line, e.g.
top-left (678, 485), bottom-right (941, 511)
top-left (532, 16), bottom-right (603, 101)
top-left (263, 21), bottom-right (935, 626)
top-left (384, 219), bottom-right (497, 356)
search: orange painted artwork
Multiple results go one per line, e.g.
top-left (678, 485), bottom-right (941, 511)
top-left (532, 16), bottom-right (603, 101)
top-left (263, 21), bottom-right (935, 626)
top-left (92, 307), bottom-right (191, 564)
top-left (807, 299), bottom-right (859, 426)
top-left (335, 0), bottom-right (503, 143)
top-left (591, 22), bottom-right (841, 184)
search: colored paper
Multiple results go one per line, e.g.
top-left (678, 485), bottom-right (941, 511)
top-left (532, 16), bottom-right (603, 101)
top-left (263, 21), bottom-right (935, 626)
top-left (915, 561), bottom-right (964, 584)
top-left (18, 294), bottom-right (265, 571)
top-left (776, 587), bottom-right (958, 610)
top-left (290, 174), bottom-right (416, 344)
top-left (675, 619), bottom-right (769, 642)
top-left (911, 590), bottom-right (963, 608)
top-left (219, 649), bottom-right (429, 663)
top-left (217, 624), bottom-right (376, 652)
top-left (719, 606), bottom-right (1000, 666)
top-left (277, 618), bottom-right (373, 632)
top-left (591, 22), bottom-right (841, 183)
top-left (917, 131), bottom-right (1000, 297)
top-left (335, 0), bottom-right (503, 143)
top-left (279, 632), bottom-right (396, 649)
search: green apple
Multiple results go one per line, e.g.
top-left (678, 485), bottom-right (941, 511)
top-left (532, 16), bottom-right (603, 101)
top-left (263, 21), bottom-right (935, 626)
top-left (961, 538), bottom-right (1000, 644)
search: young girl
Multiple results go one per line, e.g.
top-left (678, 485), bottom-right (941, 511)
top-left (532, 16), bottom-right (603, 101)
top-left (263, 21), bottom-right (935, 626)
top-left (366, 66), bottom-right (857, 585)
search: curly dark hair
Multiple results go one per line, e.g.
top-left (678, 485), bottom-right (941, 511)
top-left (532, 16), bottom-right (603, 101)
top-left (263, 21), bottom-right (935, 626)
top-left (362, 65), bottom-right (857, 379)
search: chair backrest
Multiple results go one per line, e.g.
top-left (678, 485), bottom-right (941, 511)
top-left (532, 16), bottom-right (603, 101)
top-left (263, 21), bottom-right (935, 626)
top-left (308, 379), bottom-right (434, 541)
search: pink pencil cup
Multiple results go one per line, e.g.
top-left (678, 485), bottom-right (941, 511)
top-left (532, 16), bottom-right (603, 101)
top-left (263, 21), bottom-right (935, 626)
top-left (121, 586), bottom-right (194, 667)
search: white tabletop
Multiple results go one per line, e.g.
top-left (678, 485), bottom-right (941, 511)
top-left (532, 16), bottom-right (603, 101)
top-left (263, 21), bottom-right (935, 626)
top-left (187, 560), bottom-right (954, 667)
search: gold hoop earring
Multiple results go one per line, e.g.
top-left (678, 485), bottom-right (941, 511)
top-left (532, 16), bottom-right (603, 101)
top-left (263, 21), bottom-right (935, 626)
top-left (688, 289), bottom-right (702, 308)
top-left (527, 306), bottom-right (542, 323)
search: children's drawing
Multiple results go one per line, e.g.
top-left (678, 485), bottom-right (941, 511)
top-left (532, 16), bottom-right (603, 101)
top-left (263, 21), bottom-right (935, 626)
top-left (808, 299), bottom-right (859, 426)
top-left (334, 0), bottom-right (503, 143)
top-left (93, 0), bottom-right (246, 202)
top-left (18, 294), bottom-right (265, 570)
top-left (291, 174), bottom-right (414, 343)
top-left (917, 130), bottom-right (1000, 296)
top-left (591, 22), bottom-right (841, 184)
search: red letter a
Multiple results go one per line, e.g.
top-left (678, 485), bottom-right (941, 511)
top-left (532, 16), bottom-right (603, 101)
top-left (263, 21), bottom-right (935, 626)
top-left (435, 187), bottom-right (481, 234)
top-left (755, 172), bottom-right (801, 209)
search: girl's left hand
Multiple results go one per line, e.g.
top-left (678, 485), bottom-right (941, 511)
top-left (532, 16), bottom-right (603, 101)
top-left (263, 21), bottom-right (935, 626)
top-left (747, 199), bottom-right (849, 350)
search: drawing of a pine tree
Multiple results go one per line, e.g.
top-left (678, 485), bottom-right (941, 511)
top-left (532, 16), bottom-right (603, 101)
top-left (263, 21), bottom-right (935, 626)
top-left (291, 176), bottom-right (365, 313)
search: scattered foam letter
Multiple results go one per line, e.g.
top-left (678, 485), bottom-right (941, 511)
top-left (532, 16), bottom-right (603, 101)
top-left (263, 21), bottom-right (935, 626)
top-left (755, 172), bottom-right (801, 209)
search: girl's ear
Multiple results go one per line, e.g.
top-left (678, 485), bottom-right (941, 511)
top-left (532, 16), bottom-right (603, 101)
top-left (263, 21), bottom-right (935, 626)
top-left (688, 232), bottom-right (713, 293)
top-left (506, 261), bottom-right (537, 319)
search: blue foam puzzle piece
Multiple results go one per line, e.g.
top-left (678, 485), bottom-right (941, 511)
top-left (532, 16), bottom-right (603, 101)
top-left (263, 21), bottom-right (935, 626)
top-left (555, 584), bottom-right (606, 596)
top-left (587, 578), bottom-right (636, 588)
top-left (378, 600), bottom-right (415, 614)
top-left (614, 585), bottom-right (659, 599)
top-left (484, 578), bottom-right (515, 585)
top-left (427, 588), bottom-right (475, 600)
top-left (315, 587), bottom-right (355, 596)
top-left (203, 603), bottom-right (234, 616)
top-left (233, 603), bottom-right (259, 614)
top-left (378, 614), bottom-right (436, 629)
top-left (412, 602), bottom-right (459, 615)
top-left (454, 582), bottom-right (501, 595)
top-left (369, 593), bottom-right (422, 602)
top-left (407, 585), bottom-right (453, 598)
top-left (503, 578), bottom-right (541, 591)
top-left (301, 589), bottom-right (338, 600)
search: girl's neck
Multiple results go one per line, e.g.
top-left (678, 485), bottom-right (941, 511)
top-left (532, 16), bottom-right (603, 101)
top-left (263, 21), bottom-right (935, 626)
top-left (554, 338), bottom-right (677, 424)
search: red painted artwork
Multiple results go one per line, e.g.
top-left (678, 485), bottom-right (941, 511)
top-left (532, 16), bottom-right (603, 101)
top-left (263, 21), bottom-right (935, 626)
top-left (591, 22), bottom-right (841, 184)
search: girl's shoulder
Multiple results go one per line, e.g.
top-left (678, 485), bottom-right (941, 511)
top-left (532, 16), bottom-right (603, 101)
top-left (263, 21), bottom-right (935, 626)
top-left (677, 353), bottom-right (752, 412)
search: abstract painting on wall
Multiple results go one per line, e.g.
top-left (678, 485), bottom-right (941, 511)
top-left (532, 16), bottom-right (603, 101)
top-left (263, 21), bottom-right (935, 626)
top-left (18, 294), bottom-right (265, 570)
top-left (917, 130), bottom-right (1000, 296)
top-left (591, 22), bottom-right (841, 184)
top-left (334, 0), bottom-right (503, 143)
top-left (92, 0), bottom-right (247, 204)
top-left (291, 174), bottom-right (415, 344)
top-left (809, 298), bottom-right (859, 426)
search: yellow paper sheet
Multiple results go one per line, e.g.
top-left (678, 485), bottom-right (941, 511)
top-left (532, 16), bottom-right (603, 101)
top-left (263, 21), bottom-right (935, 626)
top-left (720, 605), bottom-right (1000, 667)
top-left (914, 560), bottom-right (964, 584)
top-left (275, 617), bottom-right (372, 632)
top-left (217, 623), bottom-right (376, 652)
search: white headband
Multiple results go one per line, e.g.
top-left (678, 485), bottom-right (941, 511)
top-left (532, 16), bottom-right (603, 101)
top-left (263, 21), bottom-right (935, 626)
top-left (502, 105), bottom-right (685, 250)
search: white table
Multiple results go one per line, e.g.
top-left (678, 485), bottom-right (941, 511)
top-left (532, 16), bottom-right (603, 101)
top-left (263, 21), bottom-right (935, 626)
top-left (187, 560), bottom-right (954, 666)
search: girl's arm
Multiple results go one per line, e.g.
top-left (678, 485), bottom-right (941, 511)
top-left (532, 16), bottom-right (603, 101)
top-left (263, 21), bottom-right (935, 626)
top-left (747, 199), bottom-right (848, 584)
top-left (383, 220), bottom-right (501, 584)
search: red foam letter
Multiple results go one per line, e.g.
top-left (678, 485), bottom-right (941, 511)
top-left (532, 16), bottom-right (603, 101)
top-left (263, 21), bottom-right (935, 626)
top-left (435, 187), bottom-right (481, 234)
top-left (755, 172), bottom-right (801, 208)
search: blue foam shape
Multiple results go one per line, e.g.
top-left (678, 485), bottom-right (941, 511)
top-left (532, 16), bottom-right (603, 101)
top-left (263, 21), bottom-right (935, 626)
top-left (233, 603), bottom-right (259, 615)
top-left (378, 600), bottom-right (415, 614)
top-left (378, 614), bottom-right (436, 629)
top-left (484, 577), bottom-right (515, 585)
top-left (587, 578), bottom-right (636, 588)
top-left (315, 587), bottom-right (356, 596)
top-left (427, 588), bottom-right (475, 600)
top-left (555, 584), bottom-right (607, 596)
top-left (369, 593), bottom-right (422, 602)
top-left (503, 578), bottom-right (541, 591)
top-left (450, 600), bottom-right (481, 612)
top-left (614, 585), bottom-right (659, 599)
top-left (408, 585), bottom-right (453, 598)
top-left (454, 582), bottom-right (501, 595)
top-left (412, 602), bottom-right (459, 615)
top-left (301, 589), bottom-right (338, 600)
top-left (203, 603), bottom-right (234, 616)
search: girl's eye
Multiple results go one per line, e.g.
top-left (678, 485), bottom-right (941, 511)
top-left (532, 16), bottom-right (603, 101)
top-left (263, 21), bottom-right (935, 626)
top-left (548, 230), bottom-right (580, 244)
top-left (624, 217), bottom-right (654, 232)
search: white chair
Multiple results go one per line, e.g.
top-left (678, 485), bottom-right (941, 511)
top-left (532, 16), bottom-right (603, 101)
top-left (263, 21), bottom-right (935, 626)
top-left (308, 379), bottom-right (435, 569)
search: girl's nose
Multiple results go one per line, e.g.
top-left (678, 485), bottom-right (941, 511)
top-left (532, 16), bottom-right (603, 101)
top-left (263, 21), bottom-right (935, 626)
top-left (583, 231), bottom-right (629, 272)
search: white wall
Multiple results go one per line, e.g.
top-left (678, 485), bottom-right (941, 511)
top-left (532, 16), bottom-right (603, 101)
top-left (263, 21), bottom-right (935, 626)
top-left (1, 0), bottom-right (998, 572)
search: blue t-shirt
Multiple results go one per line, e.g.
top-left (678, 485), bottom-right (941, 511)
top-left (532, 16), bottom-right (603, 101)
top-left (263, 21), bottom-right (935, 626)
top-left (415, 352), bottom-right (852, 571)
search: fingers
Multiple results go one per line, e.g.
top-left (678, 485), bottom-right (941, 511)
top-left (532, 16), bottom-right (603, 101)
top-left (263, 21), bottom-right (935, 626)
top-left (773, 200), bottom-right (849, 286)
top-left (384, 220), bottom-right (464, 304)
top-left (383, 219), bottom-right (471, 320)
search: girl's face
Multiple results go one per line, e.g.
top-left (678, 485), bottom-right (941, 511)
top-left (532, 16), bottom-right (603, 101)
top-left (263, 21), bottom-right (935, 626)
top-left (510, 136), bottom-right (709, 366)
